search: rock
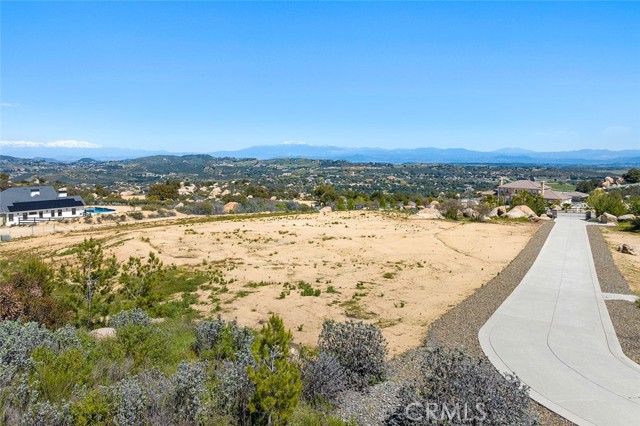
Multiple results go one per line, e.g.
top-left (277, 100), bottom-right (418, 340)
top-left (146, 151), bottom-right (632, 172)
top-left (602, 181), bottom-right (611, 188)
top-left (270, 196), bottom-right (277, 201)
top-left (617, 244), bottom-right (638, 256)
top-left (504, 208), bottom-right (527, 219)
top-left (150, 318), bottom-right (165, 324)
top-left (319, 206), bottom-right (332, 214)
top-left (512, 205), bottom-right (537, 217)
top-left (175, 202), bottom-right (184, 209)
top-left (429, 200), bottom-right (440, 208)
top-left (487, 206), bottom-right (507, 218)
top-left (599, 212), bottom-right (618, 224)
top-left (618, 214), bottom-right (637, 222)
top-left (539, 214), bottom-right (551, 221)
top-left (223, 202), bottom-right (240, 213)
top-left (209, 187), bottom-right (222, 198)
top-left (605, 176), bottom-right (615, 184)
top-left (416, 209), bottom-right (444, 219)
top-left (462, 208), bottom-right (480, 219)
top-left (89, 327), bottom-right (116, 340)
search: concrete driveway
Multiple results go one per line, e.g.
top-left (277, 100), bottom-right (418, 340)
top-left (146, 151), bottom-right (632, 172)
top-left (479, 217), bottom-right (640, 426)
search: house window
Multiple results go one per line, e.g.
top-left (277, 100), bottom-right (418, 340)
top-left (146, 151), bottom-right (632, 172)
top-left (58, 210), bottom-right (62, 217)
top-left (29, 211), bottom-right (37, 216)
top-left (51, 210), bottom-right (55, 217)
top-left (39, 211), bottom-right (43, 218)
top-left (8, 214), bottom-right (13, 222)
top-left (23, 213), bottom-right (28, 220)
top-left (72, 208), bottom-right (76, 215)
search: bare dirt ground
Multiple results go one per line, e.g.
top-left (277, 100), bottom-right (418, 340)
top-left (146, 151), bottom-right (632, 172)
top-left (600, 227), bottom-right (640, 294)
top-left (0, 211), bottom-right (538, 356)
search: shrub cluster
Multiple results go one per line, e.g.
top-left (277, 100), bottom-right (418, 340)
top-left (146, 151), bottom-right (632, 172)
top-left (109, 308), bottom-right (152, 329)
top-left (385, 348), bottom-right (538, 426)
top-left (318, 320), bottom-right (387, 389)
top-left (301, 351), bottom-right (348, 406)
top-left (194, 316), bottom-right (254, 361)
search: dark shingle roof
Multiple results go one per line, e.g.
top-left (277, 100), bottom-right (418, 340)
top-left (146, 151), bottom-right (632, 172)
top-left (7, 197), bottom-right (85, 212)
top-left (0, 186), bottom-right (85, 213)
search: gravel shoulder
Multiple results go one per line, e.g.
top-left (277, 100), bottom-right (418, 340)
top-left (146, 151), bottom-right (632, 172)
top-left (423, 221), bottom-right (572, 426)
top-left (587, 226), bottom-right (640, 365)
top-left (338, 221), bottom-right (572, 426)
top-left (586, 225), bottom-right (634, 295)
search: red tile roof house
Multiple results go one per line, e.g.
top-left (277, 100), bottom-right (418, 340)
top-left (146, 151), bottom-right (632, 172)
top-left (497, 180), bottom-right (588, 204)
top-left (0, 186), bottom-right (86, 226)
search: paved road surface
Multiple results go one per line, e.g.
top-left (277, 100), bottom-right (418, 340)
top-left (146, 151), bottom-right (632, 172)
top-left (479, 217), bottom-right (640, 426)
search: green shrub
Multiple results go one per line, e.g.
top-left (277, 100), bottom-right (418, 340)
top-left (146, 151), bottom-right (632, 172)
top-left (248, 315), bottom-right (302, 426)
top-left (70, 388), bottom-right (112, 426)
top-left (115, 324), bottom-right (169, 371)
top-left (31, 347), bottom-right (94, 402)
top-left (587, 190), bottom-right (627, 217)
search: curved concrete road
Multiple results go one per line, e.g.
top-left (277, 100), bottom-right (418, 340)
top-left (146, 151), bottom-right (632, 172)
top-left (479, 217), bottom-right (640, 426)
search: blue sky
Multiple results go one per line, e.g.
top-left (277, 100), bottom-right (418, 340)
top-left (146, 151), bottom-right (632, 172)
top-left (1, 1), bottom-right (639, 153)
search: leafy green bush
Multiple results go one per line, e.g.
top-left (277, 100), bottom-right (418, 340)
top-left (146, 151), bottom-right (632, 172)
top-left (510, 191), bottom-right (545, 216)
top-left (70, 388), bottom-right (112, 426)
top-left (587, 190), bottom-right (627, 217)
top-left (114, 324), bottom-right (169, 371)
top-left (31, 347), bottom-right (94, 402)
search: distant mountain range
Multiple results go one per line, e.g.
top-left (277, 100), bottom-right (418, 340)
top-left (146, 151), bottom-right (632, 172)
top-left (2, 144), bottom-right (640, 166)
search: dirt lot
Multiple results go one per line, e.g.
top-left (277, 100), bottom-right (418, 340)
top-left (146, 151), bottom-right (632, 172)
top-left (600, 227), bottom-right (640, 294)
top-left (0, 211), bottom-right (538, 356)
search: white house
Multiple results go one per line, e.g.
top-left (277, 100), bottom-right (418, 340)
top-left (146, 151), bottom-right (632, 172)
top-left (0, 186), bottom-right (86, 226)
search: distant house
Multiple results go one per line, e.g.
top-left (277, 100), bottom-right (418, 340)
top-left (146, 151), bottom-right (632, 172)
top-left (0, 186), bottom-right (86, 226)
top-left (497, 180), bottom-right (587, 204)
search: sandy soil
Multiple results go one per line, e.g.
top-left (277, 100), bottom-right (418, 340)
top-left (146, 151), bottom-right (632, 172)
top-left (600, 227), bottom-right (640, 294)
top-left (0, 211), bottom-right (538, 356)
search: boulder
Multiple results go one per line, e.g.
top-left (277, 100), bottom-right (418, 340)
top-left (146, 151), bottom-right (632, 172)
top-left (416, 209), bottom-right (444, 220)
top-left (429, 200), bottom-right (440, 208)
top-left (605, 176), bottom-right (615, 184)
top-left (512, 205), bottom-right (537, 217)
top-left (539, 214), bottom-right (551, 221)
top-left (89, 327), bottom-right (116, 340)
top-left (319, 206), bottom-right (332, 214)
top-left (504, 209), bottom-right (527, 219)
top-left (223, 202), bottom-right (240, 213)
top-left (487, 206), bottom-right (507, 218)
top-left (617, 244), bottom-right (638, 256)
top-left (462, 208), bottom-right (480, 219)
top-left (618, 214), bottom-right (637, 222)
top-left (599, 213), bottom-right (618, 224)
top-left (150, 318), bottom-right (165, 324)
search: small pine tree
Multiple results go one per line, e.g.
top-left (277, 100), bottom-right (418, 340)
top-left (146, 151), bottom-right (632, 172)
top-left (248, 315), bottom-right (302, 426)
top-left (66, 238), bottom-right (118, 328)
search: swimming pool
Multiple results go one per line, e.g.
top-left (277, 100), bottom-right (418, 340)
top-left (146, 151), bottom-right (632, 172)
top-left (86, 207), bottom-right (117, 214)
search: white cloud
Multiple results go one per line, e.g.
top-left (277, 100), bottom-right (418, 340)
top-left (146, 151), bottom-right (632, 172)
top-left (0, 102), bottom-right (20, 108)
top-left (0, 140), bottom-right (101, 149)
top-left (602, 126), bottom-right (632, 137)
